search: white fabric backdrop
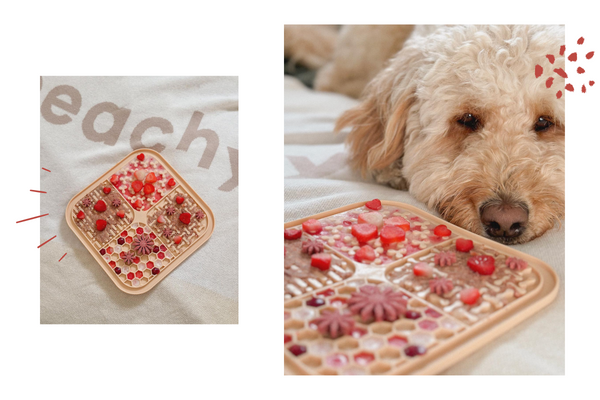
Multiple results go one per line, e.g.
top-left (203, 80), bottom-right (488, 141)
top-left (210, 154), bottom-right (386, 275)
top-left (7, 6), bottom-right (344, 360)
top-left (284, 76), bottom-right (564, 374)
top-left (40, 76), bottom-right (238, 324)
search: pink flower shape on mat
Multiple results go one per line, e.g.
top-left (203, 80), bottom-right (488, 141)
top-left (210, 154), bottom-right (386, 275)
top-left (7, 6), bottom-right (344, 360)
top-left (81, 197), bottom-right (92, 207)
top-left (310, 310), bottom-right (355, 339)
top-left (506, 257), bottom-right (528, 271)
top-left (121, 251), bottom-right (136, 265)
top-left (111, 198), bottom-right (121, 207)
top-left (165, 206), bottom-right (176, 216)
top-left (434, 251), bottom-right (457, 267)
top-left (429, 278), bottom-right (453, 295)
top-left (163, 228), bottom-right (173, 238)
top-left (347, 285), bottom-right (407, 323)
top-left (133, 234), bottom-right (154, 255)
top-left (301, 239), bottom-right (324, 255)
top-left (195, 210), bottom-right (205, 220)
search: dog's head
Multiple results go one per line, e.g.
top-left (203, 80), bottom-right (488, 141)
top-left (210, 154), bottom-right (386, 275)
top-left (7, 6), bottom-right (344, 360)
top-left (338, 25), bottom-right (565, 244)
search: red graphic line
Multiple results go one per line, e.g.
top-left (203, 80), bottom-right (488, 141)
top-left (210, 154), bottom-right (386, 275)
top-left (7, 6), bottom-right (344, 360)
top-left (59, 253), bottom-right (67, 262)
top-left (30, 190), bottom-right (47, 193)
top-left (38, 235), bottom-right (57, 248)
top-left (42, 168), bottom-right (51, 172)
top-left (16, 213), bottom-right (49, 223)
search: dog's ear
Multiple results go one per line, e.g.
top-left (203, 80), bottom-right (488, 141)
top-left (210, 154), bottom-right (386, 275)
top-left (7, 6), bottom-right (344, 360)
top-left (336, 45), bottom-right (423, 176)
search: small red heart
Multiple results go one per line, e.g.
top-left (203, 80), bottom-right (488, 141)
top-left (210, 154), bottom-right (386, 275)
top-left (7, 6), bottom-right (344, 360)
top-left (173, 236), bottom-right (182, 244)
top-left (179, 213), bottom-right (191, 225)
top-left (94, 200), bottom-right (107, 213)
top-left (117, 210), bottom-right (125, 218)
top-left (433, 224), bottom-right (452, 237)
top-left (144, 183), bottom-right (155, 195)
top-left (110, 174), bottom-right (119, 185)
top-left (103, 187), bottom-right (111, 194)
top-left (77, 211), bottom-right (85, 219)
top-left (176, 196), bottom-right (184, 204)
top-left (96, 219), bottom-right (107, 231)
top-left (365, 199), bottom-right (382, 211)
top-left (168, 178), bottom-right (176, 187)
top-left (137, 153), bottom-right (145, 161)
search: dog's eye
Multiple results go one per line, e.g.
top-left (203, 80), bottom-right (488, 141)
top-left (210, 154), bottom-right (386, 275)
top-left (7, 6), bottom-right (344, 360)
top-left (534, 116), bottom-right (554, 133)
top-left (457, 113), bottom-right (481, 131)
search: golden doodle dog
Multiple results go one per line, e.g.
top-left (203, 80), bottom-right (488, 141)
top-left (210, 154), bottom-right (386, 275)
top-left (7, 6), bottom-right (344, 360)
top-left (308, 25), bottom-right (565, 244)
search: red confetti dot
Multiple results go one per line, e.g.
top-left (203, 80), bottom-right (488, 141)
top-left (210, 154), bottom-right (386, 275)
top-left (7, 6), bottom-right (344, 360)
top-left (577, 37), bottom-right (585, 45)
top-left (590, 81), bottom-right (596, 86)
top-left (568, 52), bottom-right (577, 62)
top-left (546, 77), bottom-right (554, 88)
top-left (577, 67), bottom-right (586, 74)
top-left (535, 64), bottom-right (543, 78)
top-left (554, 68), bottom-right (568, 79)
top-left (565, 83), bottom-right (574, 92)
top-left (582, 85), bottom-right (587, 93)
top-left (557, 90), bottom-right (563, 99)
top-left (546, 54), bottom-right (555, 64)
top-left (559, 45), bottom-right (566, 55)
top-left (586, 51), bottom-right (595, 60)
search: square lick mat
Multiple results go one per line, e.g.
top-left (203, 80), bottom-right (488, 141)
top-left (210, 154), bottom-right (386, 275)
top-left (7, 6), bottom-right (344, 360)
top-left (66, 149), bottom-right (214, 295)
top-left (283, 201), bottom-right (558, 375)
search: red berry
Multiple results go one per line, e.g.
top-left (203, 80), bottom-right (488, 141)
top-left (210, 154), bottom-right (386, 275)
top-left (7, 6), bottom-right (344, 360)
top-left (365, 199), bottom-right (382, 210)
top-left (144, 183), bottom-right (155, 195)
top-left (380, 225), bottom-right (406, 244)
top-left (354, 245), bottom-right (376, 262)
top-left (137, 153), bottom-right (145, 161)
top-left (455, 238), bottom-right (474, 252)
top-left (179, 212), bottom-right (191, 224)
top-left (433, 224), bottom-right (452, 237)
top-left (131, 180), bottom-right (143, 193)
top-left (413, 262), bottom-right (433, 277)
top-left (117, 210), bottom-right (125, 218)
top-left (351, 223), bottom-right (378, 242)
top-left (133, 199), bottom-right (143, 209)
top-left (176, 196), bottom-right (184, 204)
top-left (168, 178), bottom-right (176, 187)
top-left (103, 187), bottom-right (111, 194)
top-left (136, 270), bottom-right (143, 279)
top-left (358, 212), bottom-right (383, 228)
top-left (460, 287), bottom-right (481, 305)
top-left (96, 219), bottom-right (107, 231)
top-left (127, 272), bottom-right (134, 280)
top-left (110, 174), bottom-right (119, 185)
top-left (157, 215), bottom-right (165, 224)
top-left (126, 236), bottom-right (133, 244)
top-left (158, 252), bottom-right (165, 259)
top-left (94, 200), bottom-right (107, 213)
top-left (404, 310), bottom-right (421, 319)
top-left (149, 232), bottom-right (156, 239)
top-left (284, 334), bottom-right (292, 344)
top-left (145, 172), bottom-right (157, 183)
top-left (302, 219), bottom-right (322, 234)
top-left (404, 345), bottom-right (426, 357)
top-left (160, 245), bottom-right (167, 251)
top-left (311, 253), bottom-right (331, 270)
top-left (173, 236), bottom-right (182, 244)
top-left (136, 227), bottom-right (144, 234)
top-left (288, 344), bottom-right (307, 356)
top-left (152, 267), bottom-right (160, 275)
top-left (109, 261), bottom-right (116, 268)
top-left (467, 255), bottom-right (496, 275)
top-left (77, 211), bottom-right (85, 219)
top-left (114, 267), bottom-right (121, 275)
top-left (284, 228), bottom-right (302, 240)
top-left (133, 256), bottom-right (140, 264)
top-left (306, 297), bottom-right (325, 307)
top-left (117, 237), bottom-right (125, 245)
top-left (121, 231), bottom-right (128, 237)
top-left (153, 246), bottom-right (160, 253)
top-left (99, 249), bottom-right (106, 255)
top-left (147, 261), bottom-right (154, 269)
top-left (384, 216), bottom-right (410, 231)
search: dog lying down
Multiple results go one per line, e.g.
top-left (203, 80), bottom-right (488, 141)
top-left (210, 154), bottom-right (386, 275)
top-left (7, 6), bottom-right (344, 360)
top-left (331, 25), bottom-right (565, 245)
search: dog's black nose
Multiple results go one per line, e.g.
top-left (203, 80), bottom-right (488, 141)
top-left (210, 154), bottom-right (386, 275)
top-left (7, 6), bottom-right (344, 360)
top-left (480, 203), bottom-right (528, 239)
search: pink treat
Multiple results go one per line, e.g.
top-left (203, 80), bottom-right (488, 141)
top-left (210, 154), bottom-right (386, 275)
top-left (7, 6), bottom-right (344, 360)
top-left (358, 212), bottom-right (384, 228)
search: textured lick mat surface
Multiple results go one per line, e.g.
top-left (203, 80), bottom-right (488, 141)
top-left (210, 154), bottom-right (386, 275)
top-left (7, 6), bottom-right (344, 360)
top-left (66, 149), bottom-right (214, 295)
top-left (284, 201), bottom-right (558, 375)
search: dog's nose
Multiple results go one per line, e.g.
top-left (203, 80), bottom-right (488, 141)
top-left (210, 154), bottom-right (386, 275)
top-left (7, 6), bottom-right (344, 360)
top-left (480, 203), bottom-right (528, 239)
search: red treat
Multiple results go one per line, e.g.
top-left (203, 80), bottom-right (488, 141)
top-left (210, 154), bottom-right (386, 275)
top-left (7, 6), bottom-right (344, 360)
top-left (117, 210), bottom-right (125, 218)
top-left (76, 211), bottom-right (85, 219)
top-left (109, 261), bottom-right (116, 268)
top-left (455, 238), bottom-right (474, 252)
top-left (311, 253), bottom-right (331, 270)
top-left (284, 228), bottom-right (302, 240)
top-left (460, 287), bottom-right (481, 305)
top-left (302, 219), bottom-right (322, 234)
top-left (144, 183), bottom-right (155, 195)
top-left (103, 187), bottom-right (111, 194)
top-left (351, 223), bottom-right (378, 242)
top-left (110, 174), bottom-right (119, 185)
top-left (137, 153), bottom-right (145, 161)
top-left (176, 196), bottom-right (184, 204)
top-left (354, 245), bottom-right (376, 262)
top-left (94, 200), bottom-right (107, 213)
top-left (96, 219), bottom-right (107, 231)
top-left (133, 199), bottom-right (143, 209)
top-left (467, 255), bottom-right (496, 275)
top-left (152, 267), bottom-right (160, 275)
top-left (173, 236), bottom-right (182, 244)
top-left (380, 225), bottom-right (406, 244)
top-left (413, 262), bottom-right (433, 277)
top-left (131, 180), bottom-right (143, 193)
top-left (145, 172), bottom-right (157, 183)
top-left (136, 270), bottom-right (143, 279)
top-left (127, 272), bottom-right (134, 280)
top-left (136, 227), bottom-right (144, 234)
top-left (179, 212), bottom-right (191, 225)
top-left (365, 199), bottom-right (382, 210)
top-left (384, 216), bottom-right (410, 231)
top-left (168, 178), bottom-right (176, 187)
top-left (433, 224), bottom-right (452, 237)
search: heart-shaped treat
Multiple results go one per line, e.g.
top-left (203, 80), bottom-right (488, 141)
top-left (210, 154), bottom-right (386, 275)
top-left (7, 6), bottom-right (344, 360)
top-left (77, 211), bottom-right (85, 219)
top-left (96, 219), bottom-right (107, 231)
top-left (179, 212), bottom-right (191, 224)
top-left (176, 196), bottom-right (184, 204)
top-left (365, 199), bottom-right (382, 211)
top-left (94, 200), bottom-right (107, 213)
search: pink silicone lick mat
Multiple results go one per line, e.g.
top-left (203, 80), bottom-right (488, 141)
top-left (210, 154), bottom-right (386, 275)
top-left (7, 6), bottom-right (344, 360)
top-left (284, 201), bottom-right (558, 375)
top-left (66, 149), bottom-right (214, 295)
